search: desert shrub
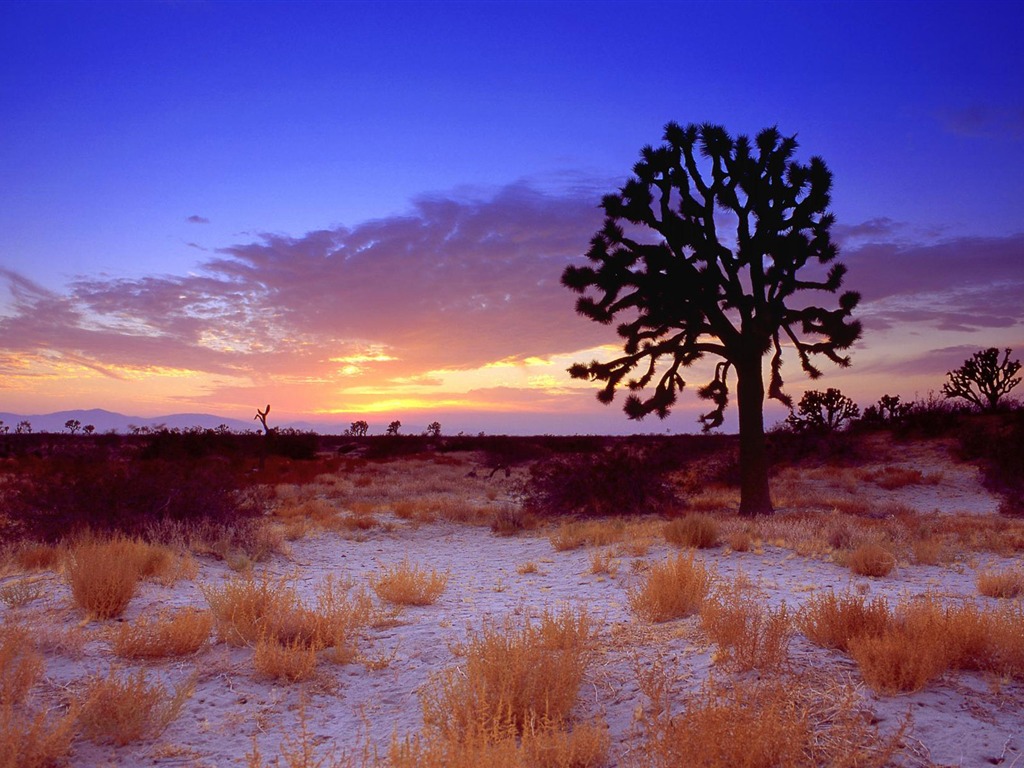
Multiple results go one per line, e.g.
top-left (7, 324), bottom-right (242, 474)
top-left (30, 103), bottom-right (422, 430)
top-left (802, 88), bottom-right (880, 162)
top-left (797, 591), bottom-right (892, 652)
top-left (636, 667), bottom-right (902, 768)
top-left (663, 514), bottom-right (720, 548)
top-left (370, 558), bottom-right (449, 606)
top-left (847, 597), bottom-right (951, 694)
top-left (629, 553), bottom-right (712, 623)
top-left (976, 567), bottom-right (1024, 598)
top-left (6, 448), bottom-right (257, 543)
top-left (253, 635), bottom-right (319, 682)
top-left (112, 608), bottom-right (213, 658)
top-left (203, 573), bottom-right (372, 662)
top-left (700, 587), bottom-right (791, 672)
top-left (957, 410), bottom-right (1024, 515)
top-left (65, 538), bottom-right (146, 619)
top-left (846, 542), bottom-right (896, 577)
top-left (0, 625), bottom-right (77, 768)
top-left (491, 507), bottom-right (528, 536)
top-left (523, 445), bottom-right (675, 517)
top-left (79, 666), bottom-right (193, 745)
top-left (420, 608), bottom-right (591, 738)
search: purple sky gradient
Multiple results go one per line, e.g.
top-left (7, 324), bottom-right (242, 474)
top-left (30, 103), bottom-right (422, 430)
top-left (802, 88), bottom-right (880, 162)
top-left (1, 1), bottom-right (1022, 433)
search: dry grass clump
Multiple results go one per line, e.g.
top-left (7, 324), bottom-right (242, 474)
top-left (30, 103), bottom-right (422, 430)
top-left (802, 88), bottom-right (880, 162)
top-left (845, 541), bottom-right (896, 577)
top-left (976, 567), bottom-right (1024, 598)
top-left (628, 553), bottom-right (712, 623)
top-left (0, 626), bottom-right (77, 768)
top-left (389, 716), bottom-right (609, 768)
top-left (725, 529), bottom-right (753, 552)
top-left (421, 608), bottom-right (592, 738)
top-left (664, 514), bottom-right (720, 549)
top-left (588, 549), bottom-right (617, 576)
top-left (699, 581), bottom-right (791, 672)
top-left (79, 666), bottom-right (194, 745)
top-left (549, 519), bottom-right (626, 552)
top-left (65, 538), bottom-right (144, 619)
top-left (370, 558), bottom-right (449, 606)
top-left (203, 573), bottom-right (374, 666)
top-left (517, 561), bottom-right (539, 575)
top-left (0, 578), bottom-right (44, 608)
top-left (797, 591), bottom-right (892, 652)
top-left (860, 466), bottom-right (941, 490)
top-left (253, 635), bottom-right (319, 682)
top-left (13, 543), bottom-right (64, 572)
top-left (112, 607), bottom-right (213, 658)
top-left (636, 664), bottom-right (902, 768)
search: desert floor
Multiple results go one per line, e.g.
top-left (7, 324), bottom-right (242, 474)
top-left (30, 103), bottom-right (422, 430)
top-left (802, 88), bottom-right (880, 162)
top-left (2, 434), bottom-right (1023, 767)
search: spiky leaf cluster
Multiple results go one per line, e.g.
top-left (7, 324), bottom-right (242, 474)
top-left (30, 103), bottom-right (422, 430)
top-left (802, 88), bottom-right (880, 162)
top-left (785, 388), bottom-right (861, 432)
top-left (562, 122), bottom-right (861, 428)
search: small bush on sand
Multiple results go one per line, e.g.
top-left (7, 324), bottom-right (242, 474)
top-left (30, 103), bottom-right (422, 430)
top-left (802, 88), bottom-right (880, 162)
top-left (112, 608), bottom-right (213, 658)
top-left (629, 553), bottom-right (712, 623)
top-left (65, 538), bottom-right (143, 619)
top-left (664, 514), bottom-right (720, 549)
top-left (636, 662), bottom-right (902, 768)
top-left (420, 608), bottom-right (592, 738)
top-left (846, 542), bottom-right (896, 577)
top-left (700, 584), bottom-right (791, 672)
top-left (79, 666), bottom-right (194, 745)
top-left (976, 567), bottom-right (1024, 598)
top-left (797, 591), bottom-right (891, 652)
top-left (253, 634), bottom-right (319, 682)
top-left (370, 558), bottom-right (448, 606)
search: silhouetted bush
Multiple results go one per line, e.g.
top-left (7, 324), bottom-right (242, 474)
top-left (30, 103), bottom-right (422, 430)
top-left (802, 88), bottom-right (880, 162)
top-left (523, 445), bottom-right (676, 517)
top-left (957, 411), bottom-right (1024, 516)
top-left (4, 448), bottom-right (259, 543)
top-left (266, 429), bottom-right (319, 460)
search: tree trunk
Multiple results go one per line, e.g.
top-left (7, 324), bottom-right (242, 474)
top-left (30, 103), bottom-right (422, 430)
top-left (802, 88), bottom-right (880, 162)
top-left (736, 353), bottom-right (774, 517)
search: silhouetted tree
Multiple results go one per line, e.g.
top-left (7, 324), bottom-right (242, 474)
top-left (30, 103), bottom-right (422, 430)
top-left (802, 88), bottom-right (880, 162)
top-left (15, 420), bottom-right (32, 434)
top-left (862, 394), bottom-right (911, 424)
top-left (563, 122), bottom-right (861, 516)
top-left (254, 404), bottom-right (271, 435)
top-left (785, 388), bottom-right (860, 432)
top-left (64, 419), bottom-right (81, 435)
top-left (943, 348), bottom-right (1021, 411)
top-left (386, 420), bottom-right (402, 436)
top-left (0, 421), bottom-right (7, 435)
top-left (82, 424), bottom-right (96, 436)
top-left (349, 420), bottom-right (369, 437)
top-left (426, 421), bottom-right (442, 438)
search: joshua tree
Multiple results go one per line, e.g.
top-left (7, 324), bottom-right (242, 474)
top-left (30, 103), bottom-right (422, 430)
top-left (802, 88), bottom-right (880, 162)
top-left (426, 421), bottom-right (442, 438)
top-left (563, 122), bottom-right (860, 516)
top-left (785, 388), bottom-right (860, 432)
top-left (863, 394), bottom-right (911, 424)
top-left (349, 420), bottom-right (369, 437)
top-left (82, 424), bottom-right (96, 436)
top-left (386, 420), bottom-right (402, 436)
top-left (254, 404), bottom-right (271, 435)
top-left (64, 419), bottom-right (82, 435)
top-left (943, 348), bottom-right (1021, 411)
top-left (15, 420), bottom-right (32, 434)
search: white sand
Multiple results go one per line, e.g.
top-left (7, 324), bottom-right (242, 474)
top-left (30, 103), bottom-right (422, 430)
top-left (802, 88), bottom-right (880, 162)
top-left (3, 445), bottom-right (1023, 767)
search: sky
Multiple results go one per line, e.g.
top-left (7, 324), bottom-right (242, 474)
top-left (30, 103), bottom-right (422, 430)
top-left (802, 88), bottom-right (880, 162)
top-left (1, 0), bottom-right (1022, 434)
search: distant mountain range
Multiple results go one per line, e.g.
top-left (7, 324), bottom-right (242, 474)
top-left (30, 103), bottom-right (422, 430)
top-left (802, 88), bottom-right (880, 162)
top-left (0, 408), bottom-right (344, 434)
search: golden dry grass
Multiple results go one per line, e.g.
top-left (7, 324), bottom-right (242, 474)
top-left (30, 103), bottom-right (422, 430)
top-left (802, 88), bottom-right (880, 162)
top-left (699, 579), bottom-right (791, 672)
top-left (112, 607), bottom-right (213, 659)
top-left (253, 634), bottom-right (319, 682)
top-left (203, 573), bottom-right (374, 666)
top-left (635, 662), bottom-right (903, 768)
top-left (78, 666), bottom-right (194, 746)
top-left (664, 514), bottom-right (720, 549)
top-left (976, 567), bottom-right (1024, 598)
top-left (797, 591), bottom-right (892, 652)
top-left (845, 541), bottom-right (896, 577)
top-left (421, 608), bottom-right (592, 738)
top-left (65, 538), bottom-right (144, 619)
top-left (369, 558), bottom-right (449, 606)
top-left (628, 552), bottom-right (712, 623)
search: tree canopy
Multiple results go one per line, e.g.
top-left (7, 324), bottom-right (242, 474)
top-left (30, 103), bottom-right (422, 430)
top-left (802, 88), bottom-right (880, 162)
top-left (562, 122), bottom-right (861, 515)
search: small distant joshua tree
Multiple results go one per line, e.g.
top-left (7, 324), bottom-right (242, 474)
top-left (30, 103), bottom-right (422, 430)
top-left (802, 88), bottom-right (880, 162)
top-left (785, 388), bottom-right (860, 432)
top-left (254, 404), bottom-right (272, 435)
top-left (82, 424), bottom-right (95, 436)
top-left (425, 421), bottom-right (442, 438)
top-left (15, 420), bottom-right (32, 434)
top-left (0, 421), bottom-right (8, 435)
top-left (943, 347), bottom-right (1021, 412)
top-left (862, 394), bottom-right (912, 424)
top-left (386, 420), bottom-right (402, 436)
top-left (348, 420), bottom-right (369, 437)
top-left (64, 419), bottom-right (82, 435)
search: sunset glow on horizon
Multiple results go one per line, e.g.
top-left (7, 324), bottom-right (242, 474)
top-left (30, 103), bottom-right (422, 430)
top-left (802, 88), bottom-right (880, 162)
top-left (2, 1), bottom-right (1022, 434)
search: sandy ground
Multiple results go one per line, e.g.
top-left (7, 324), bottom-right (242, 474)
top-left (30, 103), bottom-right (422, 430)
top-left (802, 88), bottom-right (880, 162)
top-left (3, 441), bottom-right (1023, 767)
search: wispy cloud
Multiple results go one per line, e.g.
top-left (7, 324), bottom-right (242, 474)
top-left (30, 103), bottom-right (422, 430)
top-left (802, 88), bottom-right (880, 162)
top-left (1, 191), bottom-right (1021, 418)
top-left (186, 214), bottom-right (210, 224)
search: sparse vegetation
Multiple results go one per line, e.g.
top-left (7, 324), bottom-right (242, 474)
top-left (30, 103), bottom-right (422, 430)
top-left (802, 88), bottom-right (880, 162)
top-left (663, 513), bottom-right (720, 549)
top-left (629, 552), bottom-right (712, 622)
top-left (78, 666), bottom-right (194, 745)
top-left (369, 558), bottom-right (449, 606)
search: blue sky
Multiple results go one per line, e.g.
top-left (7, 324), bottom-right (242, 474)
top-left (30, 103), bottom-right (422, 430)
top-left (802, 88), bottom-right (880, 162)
top-left (1, 1), bottom-right (1022, 432)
